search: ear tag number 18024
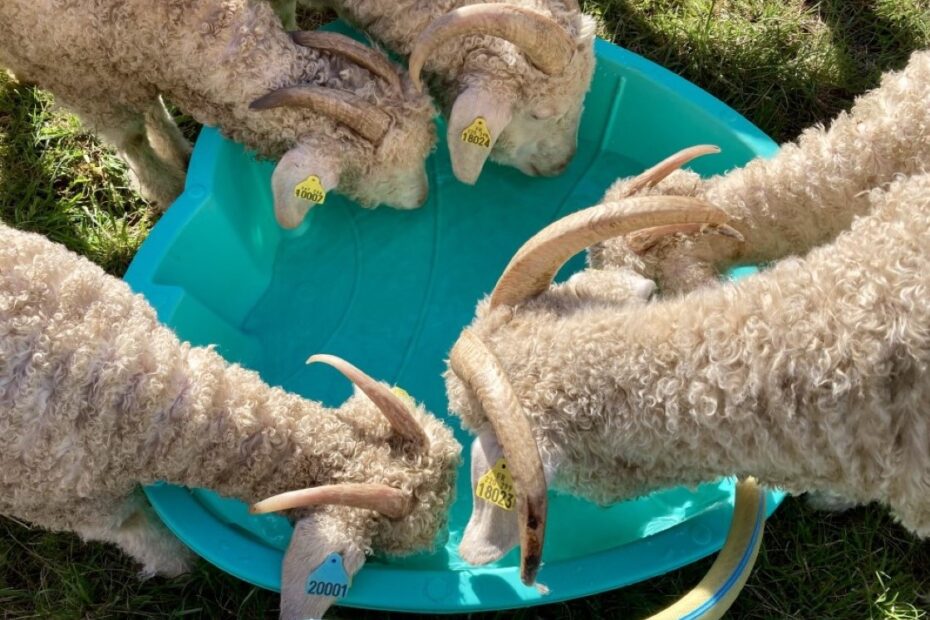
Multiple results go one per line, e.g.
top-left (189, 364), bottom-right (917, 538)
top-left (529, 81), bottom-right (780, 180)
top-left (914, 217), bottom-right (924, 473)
top-left (476, 457), bottom-right (515, 511)
top-left (461, 117), bottom-right (492, 149)
top-left (306, 552), bottom-right (349, 599)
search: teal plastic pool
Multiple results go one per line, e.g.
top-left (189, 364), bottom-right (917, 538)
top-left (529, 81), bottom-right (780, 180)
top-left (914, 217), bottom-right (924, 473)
top-left (124, 27), bottom-right (784, 614)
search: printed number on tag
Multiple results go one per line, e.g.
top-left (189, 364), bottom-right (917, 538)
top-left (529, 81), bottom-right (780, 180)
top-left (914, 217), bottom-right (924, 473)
top-left (476, 457), bottom-right (515, 511)
top-left (294, 175), bottom-right (327, 204)
top-left (306, 552), bottom-right (349, 599)
top-left (461, 117), bottom-right (492, 149)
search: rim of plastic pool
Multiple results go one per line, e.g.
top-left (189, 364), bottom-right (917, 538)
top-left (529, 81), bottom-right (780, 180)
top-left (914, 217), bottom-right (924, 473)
top-left (126, 34), bottom-right (785, 614)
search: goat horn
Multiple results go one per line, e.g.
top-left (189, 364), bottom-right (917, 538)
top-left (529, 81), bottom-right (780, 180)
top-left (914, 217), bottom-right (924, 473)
top-left (409, 4), bottom-right (575, 92)
top-left (621, 145), bottom-right (721, 198)
top-left (291, 31), bottom-right (402, 93)
top-left (307, 354), bottom-right (428, 446)
top-left (490, 196), bottom-right (732, 308)
top-left (449, 330), bottom-right (547, 585)
top-left (250, 483), bottom-right (412, 518)
top-left (250, 86), bottom-right (391, 144)
top-left (626, 222), bottom-right (743, 254)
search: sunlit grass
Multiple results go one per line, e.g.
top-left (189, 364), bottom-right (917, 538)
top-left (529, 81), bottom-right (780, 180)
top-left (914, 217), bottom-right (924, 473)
top-left (1, 1), bottom-right (929, 617)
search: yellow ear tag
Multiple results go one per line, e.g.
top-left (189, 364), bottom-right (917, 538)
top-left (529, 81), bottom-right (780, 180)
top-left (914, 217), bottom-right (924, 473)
top-left (294, 175), bottom-right (327, 204)
top-left (475, 457), bottom-right (515, 511)
top-left (461, 117), bottom-right (492, 149)
top-left (390, 386), bottom-right (414, 406)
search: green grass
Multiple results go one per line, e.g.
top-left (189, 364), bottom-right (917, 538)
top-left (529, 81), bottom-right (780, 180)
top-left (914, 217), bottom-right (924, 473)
top-left (1, 1), bottom-right (929, 618)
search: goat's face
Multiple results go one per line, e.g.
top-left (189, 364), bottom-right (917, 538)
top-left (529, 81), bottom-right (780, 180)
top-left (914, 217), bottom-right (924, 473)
top-left (253, 356), bottom-right (460, 620)
top-left (408, 5), bottom-right (597, 184)
top-left (480, 22), bottom-right (596, 180)
top-left (251, 32), bottom-right (438, 229)
top-left (443, 147), bottom-right (737, 584)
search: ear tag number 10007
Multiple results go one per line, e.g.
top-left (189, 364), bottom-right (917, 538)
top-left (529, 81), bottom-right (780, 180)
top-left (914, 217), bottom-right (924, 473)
top-left (294, 175), bottom-right (327, 204)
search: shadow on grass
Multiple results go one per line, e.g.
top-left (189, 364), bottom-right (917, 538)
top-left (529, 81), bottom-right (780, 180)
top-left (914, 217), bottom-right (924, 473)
top-left (810, 0), bottom-right (930, 88)
top-left (592, 0), bottom-right (929, 143)
top-left (0, 75), bottom-right (153, 276)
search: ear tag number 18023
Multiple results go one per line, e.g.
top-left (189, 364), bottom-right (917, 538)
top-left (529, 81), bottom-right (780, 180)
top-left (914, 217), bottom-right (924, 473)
top-left (306, 552), bottom-right (349, 600)
top-left (476, 457), bottom-right (515, 511)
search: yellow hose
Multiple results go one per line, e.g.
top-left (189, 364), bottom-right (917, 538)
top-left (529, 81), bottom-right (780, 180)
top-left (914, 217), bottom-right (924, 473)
top-left (644, 478), bottom-right (766, 620)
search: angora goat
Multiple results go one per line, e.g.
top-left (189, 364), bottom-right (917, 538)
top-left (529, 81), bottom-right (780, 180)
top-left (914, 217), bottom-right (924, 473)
top-left (0, 0), bottom-right (437, 228)
top-left (441, 50), bottom-right (930, 602)
top-left (0, 222), bottom-right (460, 619)
top-left (591, 48), bottom-right (930, 294)
top-left (274, 0), bottom-right (597, 184)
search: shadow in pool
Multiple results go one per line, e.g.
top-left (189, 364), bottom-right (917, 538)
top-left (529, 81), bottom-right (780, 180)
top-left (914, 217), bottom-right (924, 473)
top-left (465, 572), bottom-right (527, 605)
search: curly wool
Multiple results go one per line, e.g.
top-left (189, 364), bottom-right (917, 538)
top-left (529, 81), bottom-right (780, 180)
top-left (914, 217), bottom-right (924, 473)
top-left (0, 0), bottom-right (436, 208)
top-left (0, 222), bottom-right (460, 577)
top-left (448, 170), bottom-right (930, 534)
top-left (446, 49), bottom-right (930, 536)
top-left (590, 49), bottom-right (930, 293)
top-left (279, 0), bottom-right (597, 175)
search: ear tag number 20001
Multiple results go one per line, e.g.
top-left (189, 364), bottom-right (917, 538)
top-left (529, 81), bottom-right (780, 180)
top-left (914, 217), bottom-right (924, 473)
top-left (306, 552), bottom-right (349, 599)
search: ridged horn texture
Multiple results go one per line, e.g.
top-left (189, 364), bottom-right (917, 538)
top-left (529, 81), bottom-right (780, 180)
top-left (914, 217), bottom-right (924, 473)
top-left (307, 354), bottom-right (428, 446)
top-left (626, 221), bottom-right (743, 254)
top-left (409, 4), bottom-right (575, 92)
top-left (250, 483), bottom-right (412, 519)
top-left (291, 31), bottom-right (402, 93)
top-left (250, 86), bottom-right (391, 144)
top-left (449, 330), bottom-right (547, 585)
top-left (489, 196), bottom-right (731, 308)
top-left (622, 144), bottom-right (721, 197)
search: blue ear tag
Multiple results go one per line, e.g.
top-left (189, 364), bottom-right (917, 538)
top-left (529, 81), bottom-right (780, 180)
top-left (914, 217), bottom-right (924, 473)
top-left (306, 552), bottom-right (350, 599)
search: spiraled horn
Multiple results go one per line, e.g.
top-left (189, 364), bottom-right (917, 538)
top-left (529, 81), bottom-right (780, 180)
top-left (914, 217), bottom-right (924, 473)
top-left (489, 196), bottom-right (733, 308)
top-left (449, 330), bottom-right (547, 586)
top-left (409, 4), bottom-right (575, 92)
top-left (250, 483), bottom-right (412, 518)
top-left (291, 31), bottom-right (402, 93)
top-left (307, 354), bottom-right (428, 446)
top-left (250, 86), bottom-right (391, 144)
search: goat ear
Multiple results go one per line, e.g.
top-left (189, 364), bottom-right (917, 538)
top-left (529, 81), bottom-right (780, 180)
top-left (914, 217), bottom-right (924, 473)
top-left (447, 86), bottom-right (513, 185)
top-left (280, 513), bottom-right (367, 620)
top-left (272, 146), bottom-right (341, 229)
top-left (459, 429), bottom-right (521, 565)
top-left (560, 269), bottom-right (656, 304)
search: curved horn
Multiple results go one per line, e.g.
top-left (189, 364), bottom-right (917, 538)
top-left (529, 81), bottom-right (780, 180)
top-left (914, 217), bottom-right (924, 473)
top-left (291, 31), bottom-right (402, 93)
top-left (250, 483), bottom-right (412, 518)
top-left (449, 330), bottom-right (547, 585)
top-left (489, 196), bottom-right (732, 308)
top-left (622, 145), bottom-right (721, 198)
top-left (308, 354), bottom-right (428, 446)
top-left (626, 221), bottom-right (743, 254)
top-left (409, 4), bottom-right (575, 91)
top-left (250, 86), bottom-right (391, 144)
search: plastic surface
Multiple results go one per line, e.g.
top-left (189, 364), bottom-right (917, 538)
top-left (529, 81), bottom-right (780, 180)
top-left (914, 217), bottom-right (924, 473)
top-left (125, 27), bottom-right (784, 613)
